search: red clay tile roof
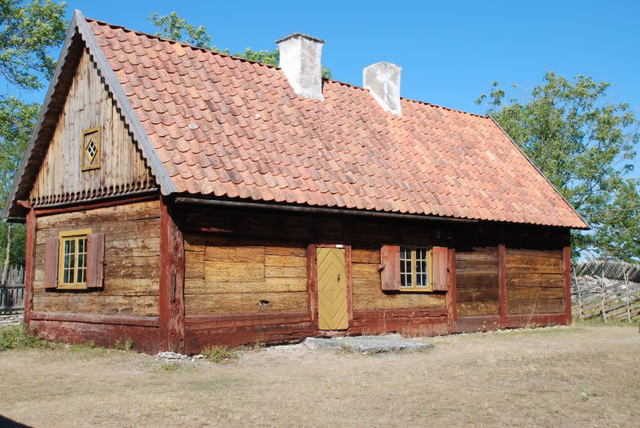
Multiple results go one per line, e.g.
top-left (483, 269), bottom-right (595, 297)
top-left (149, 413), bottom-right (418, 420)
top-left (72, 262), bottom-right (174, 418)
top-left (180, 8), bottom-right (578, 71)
top-left (87, 18), bottom-right (587, 229)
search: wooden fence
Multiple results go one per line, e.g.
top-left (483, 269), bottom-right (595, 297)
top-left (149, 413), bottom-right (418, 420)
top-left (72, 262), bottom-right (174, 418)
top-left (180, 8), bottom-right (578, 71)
top-left (572, 261), bottom-right (640, 323)
top-left (0, 266), bottom-right (25, 314)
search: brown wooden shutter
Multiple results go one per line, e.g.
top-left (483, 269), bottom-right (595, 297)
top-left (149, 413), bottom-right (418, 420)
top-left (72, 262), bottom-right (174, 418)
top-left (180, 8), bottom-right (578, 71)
top-left (44, 237), bottom-right (59, 289)
top-left (86, 232), bottom-right (105, 289)
top-left (432, 246), bottom-right (449, 291)
top-left (380, 245), bottom-right (400, 291)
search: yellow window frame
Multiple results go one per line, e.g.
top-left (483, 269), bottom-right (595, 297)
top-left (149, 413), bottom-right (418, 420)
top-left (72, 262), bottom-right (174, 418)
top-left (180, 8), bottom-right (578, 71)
top-left (58, 228), bottom-right (91, 290)
top-left (81, 127), bottom-right (102, 171)
top-left (400, 247), bottom-right (433, 292)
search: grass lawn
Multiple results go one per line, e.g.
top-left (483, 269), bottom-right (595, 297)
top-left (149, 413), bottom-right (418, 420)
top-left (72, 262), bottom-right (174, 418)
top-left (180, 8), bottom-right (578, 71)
top-left (0, 325), bottom-right (638, 427)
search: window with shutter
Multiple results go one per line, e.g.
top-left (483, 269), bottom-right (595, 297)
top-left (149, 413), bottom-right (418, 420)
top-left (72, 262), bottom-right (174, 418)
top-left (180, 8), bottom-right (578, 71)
top-left (56, 229), bottom-right (92, 290)
top-left (381, 245), bottom-right (450, 293)
top-left (86, 232), bottom-right (105, 288)
top-left (432, 246), bottom-right (450, 291)
top-left (44, 237), bottom-right (60, 289)
top-left (380, 245), bottom-right (400, 291)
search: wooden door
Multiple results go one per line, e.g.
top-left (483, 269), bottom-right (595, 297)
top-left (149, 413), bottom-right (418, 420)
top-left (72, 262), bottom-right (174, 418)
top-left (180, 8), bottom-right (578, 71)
top-left (317, 247), bottom-right (348, 331)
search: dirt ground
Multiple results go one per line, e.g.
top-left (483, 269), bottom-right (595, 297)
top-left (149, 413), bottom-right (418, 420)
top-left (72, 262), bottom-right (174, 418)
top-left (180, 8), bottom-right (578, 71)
top-left (0, 325), bottom-right (638, 427)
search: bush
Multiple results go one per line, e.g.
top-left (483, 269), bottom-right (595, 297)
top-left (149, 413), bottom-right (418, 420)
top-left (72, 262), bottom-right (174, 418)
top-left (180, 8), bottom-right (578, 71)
top-left (0, 324), bottom-right (47, 351)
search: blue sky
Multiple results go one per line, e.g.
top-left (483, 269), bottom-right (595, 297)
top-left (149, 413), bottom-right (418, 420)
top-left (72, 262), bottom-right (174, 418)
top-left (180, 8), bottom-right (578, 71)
top-left (15, 0), bottom-right (640, 172)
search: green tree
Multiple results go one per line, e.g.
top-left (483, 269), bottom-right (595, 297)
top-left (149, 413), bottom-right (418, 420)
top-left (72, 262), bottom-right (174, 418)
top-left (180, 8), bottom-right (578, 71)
top-left (0, 0), bottom-right (67, 268)
top-left (149, 12), bottom-right (332, 78)
top-left (477, 72), bottom-right (640, 261)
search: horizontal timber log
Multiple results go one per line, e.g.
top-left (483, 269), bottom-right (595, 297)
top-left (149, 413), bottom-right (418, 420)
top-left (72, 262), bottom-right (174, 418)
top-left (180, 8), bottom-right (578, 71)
top-left (185, 311), bottom-right (310, 330)
top-left (30, 318), bottom-right (160, 353)
top-left (185, 320), bottom-right (316, 353)
top-left (350, 308), bottom-right (449, 337)
top-left (30, 311), bottom-right (159, 327)
top-left (457, 312), bottom-right (569, 333)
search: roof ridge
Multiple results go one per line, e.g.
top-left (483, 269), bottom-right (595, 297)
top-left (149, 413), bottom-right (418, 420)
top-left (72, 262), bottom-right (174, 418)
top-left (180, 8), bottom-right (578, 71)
top-left (88, 17), bottom-right (490, 120)
top-left (86, 17), bottom-right (283, 71)
top-left (402, 97), bottom-right (489, 119)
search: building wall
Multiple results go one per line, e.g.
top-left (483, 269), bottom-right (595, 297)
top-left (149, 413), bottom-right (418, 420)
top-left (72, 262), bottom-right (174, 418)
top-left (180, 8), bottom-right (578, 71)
top-left (32, 200), bottom-right (161, 317)
top-left (455, 247), bottom-right (500, 317)
top-left (184, 235), bottom-right (308, 315)
top-left (506, 248), bottom-right (565, 315)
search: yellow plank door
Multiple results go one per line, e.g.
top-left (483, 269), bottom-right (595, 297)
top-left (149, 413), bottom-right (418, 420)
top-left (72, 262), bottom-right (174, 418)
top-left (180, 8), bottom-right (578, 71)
top-left (317, 247), bottom-right (349, 331)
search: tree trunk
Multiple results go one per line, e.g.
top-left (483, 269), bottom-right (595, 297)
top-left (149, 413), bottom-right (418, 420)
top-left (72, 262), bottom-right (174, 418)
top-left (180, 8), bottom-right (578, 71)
top-left (3, 224), bottom-right (11, 273)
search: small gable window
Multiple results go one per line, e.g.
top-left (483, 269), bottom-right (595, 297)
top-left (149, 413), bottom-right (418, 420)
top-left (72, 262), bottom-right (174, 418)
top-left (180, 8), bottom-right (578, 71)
top-left (82, 127), bottom-right (101, 171)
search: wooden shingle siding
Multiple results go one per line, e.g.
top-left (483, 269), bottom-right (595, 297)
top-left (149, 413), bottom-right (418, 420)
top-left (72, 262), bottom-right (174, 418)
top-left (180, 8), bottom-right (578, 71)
top-left (506, 248), bottom-right (565, 315)
top-left (184, 235), bottom-right (308, 315)
top-left (32, 201), bottom-right (161, 316)
top-left (28, 50), bottom-right (156, 207)
top-left (351, 246), bottom-right (445, 311)
top-left (455, 247), bottom-right (500, 316)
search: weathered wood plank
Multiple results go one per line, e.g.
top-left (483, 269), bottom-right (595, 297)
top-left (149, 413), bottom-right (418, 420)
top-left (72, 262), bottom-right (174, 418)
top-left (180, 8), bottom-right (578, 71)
top-left (185, 291), bottom-right (308, 315)
top-left (28, 50), bottom-right (156, 207)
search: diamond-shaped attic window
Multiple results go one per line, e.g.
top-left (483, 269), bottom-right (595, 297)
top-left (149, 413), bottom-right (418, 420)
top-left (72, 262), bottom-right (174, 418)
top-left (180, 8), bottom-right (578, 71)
top-left (85, 139), bottom-right (97, 162)
top-left (82, 128), bottom-right (101, 171)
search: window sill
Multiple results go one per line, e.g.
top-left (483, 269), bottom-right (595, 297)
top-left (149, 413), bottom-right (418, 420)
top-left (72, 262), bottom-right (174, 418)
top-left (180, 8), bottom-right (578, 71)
top-left (55, 284), bottom-right (88, 291)
top-left (398, 288), bottom-right (434, 293)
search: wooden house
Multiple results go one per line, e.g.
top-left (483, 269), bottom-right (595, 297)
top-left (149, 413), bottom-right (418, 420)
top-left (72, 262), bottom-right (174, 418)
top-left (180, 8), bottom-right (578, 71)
top-left (3, 11), bottom-right (589, 354)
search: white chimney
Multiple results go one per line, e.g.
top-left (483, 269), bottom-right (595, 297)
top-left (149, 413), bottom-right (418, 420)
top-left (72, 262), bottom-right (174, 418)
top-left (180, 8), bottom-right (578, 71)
top-left (363, 62), bottom-right (402, 116)
top-left (276, 33), bottom-right (324, 101)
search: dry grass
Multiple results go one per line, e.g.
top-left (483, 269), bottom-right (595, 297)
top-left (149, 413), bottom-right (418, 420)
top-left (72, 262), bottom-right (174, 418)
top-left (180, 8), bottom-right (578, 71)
top-left (0, 325), bottom-right (638, 427)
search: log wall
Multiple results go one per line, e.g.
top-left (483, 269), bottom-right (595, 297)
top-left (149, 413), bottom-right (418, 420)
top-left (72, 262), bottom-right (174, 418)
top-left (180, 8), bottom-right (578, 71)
top-left (184, 235), bottom-right (308, 315)
top-left (506, 248), bottom-right (565, 315)
top-left (32, 200), bottom-right (161, 317)
top-left (28, 49), bottom-right (156, 207)
top-left (455, 247), bottom-right (500, 316)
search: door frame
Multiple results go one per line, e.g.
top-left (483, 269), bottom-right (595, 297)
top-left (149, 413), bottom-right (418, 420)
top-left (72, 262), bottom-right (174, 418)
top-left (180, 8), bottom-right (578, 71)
top-left (307, 244), bottom-right (353, 332)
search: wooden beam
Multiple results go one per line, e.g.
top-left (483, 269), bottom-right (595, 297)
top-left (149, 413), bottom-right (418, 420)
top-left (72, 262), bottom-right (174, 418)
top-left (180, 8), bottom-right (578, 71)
top-left (34, 193), bottom-right (158, 217)
top-left (345, 245), bottom-right (353, 325)
top-left (159, 196), bottom-right (185, 352)
top-left (29, 311), bottom-right (159, 327)
top-left (445, 248), bottom-right (457, 333)
top-left (23, 205), bottom-right (36, 326)
top-left (306, 244), bottom-right (318, 326)
top-left (498, 244), bottom-right (507, 325)
top-left (185, 311), bottom-right (310, 330)
top-left (563, 246), bottom-right (572, 324)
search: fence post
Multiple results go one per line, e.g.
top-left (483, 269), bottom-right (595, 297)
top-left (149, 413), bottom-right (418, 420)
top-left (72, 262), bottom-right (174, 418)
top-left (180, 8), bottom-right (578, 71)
top-left (600, 270), bottom-right (607, 323)
top-left (623, 267), bottom-right (631, 323)
top-left (573, 268), bottom-right (583, 321)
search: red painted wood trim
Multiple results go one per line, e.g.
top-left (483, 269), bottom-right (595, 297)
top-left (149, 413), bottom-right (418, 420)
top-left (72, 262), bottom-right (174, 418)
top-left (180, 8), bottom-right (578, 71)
top-left (563, 246), bottom-right (572, 324)
top-left (159, 196), bottom-right (185, 352)
top-left (23, 206), bottom-right (36, 326)
top-left (457, 312), bottom-right (569, 333)
top-left (34, 193), bottom-right (159, 217)
top-left (29, 311), bottom-right (159, 327)
top-left (185, 311), bottom-right (310, 329)
top-left (345, 245), bottom-right (353, 325)
top-left (31, 319), bottom-right (161, 353)
top-left (498, 244), bottom-right (507, 325)
top-left (445, 248), bottom-right (457, 333)
top-left (457, 315), bottom-right (502, 333)
top-left (306, 244), bottom-right (318, 325)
